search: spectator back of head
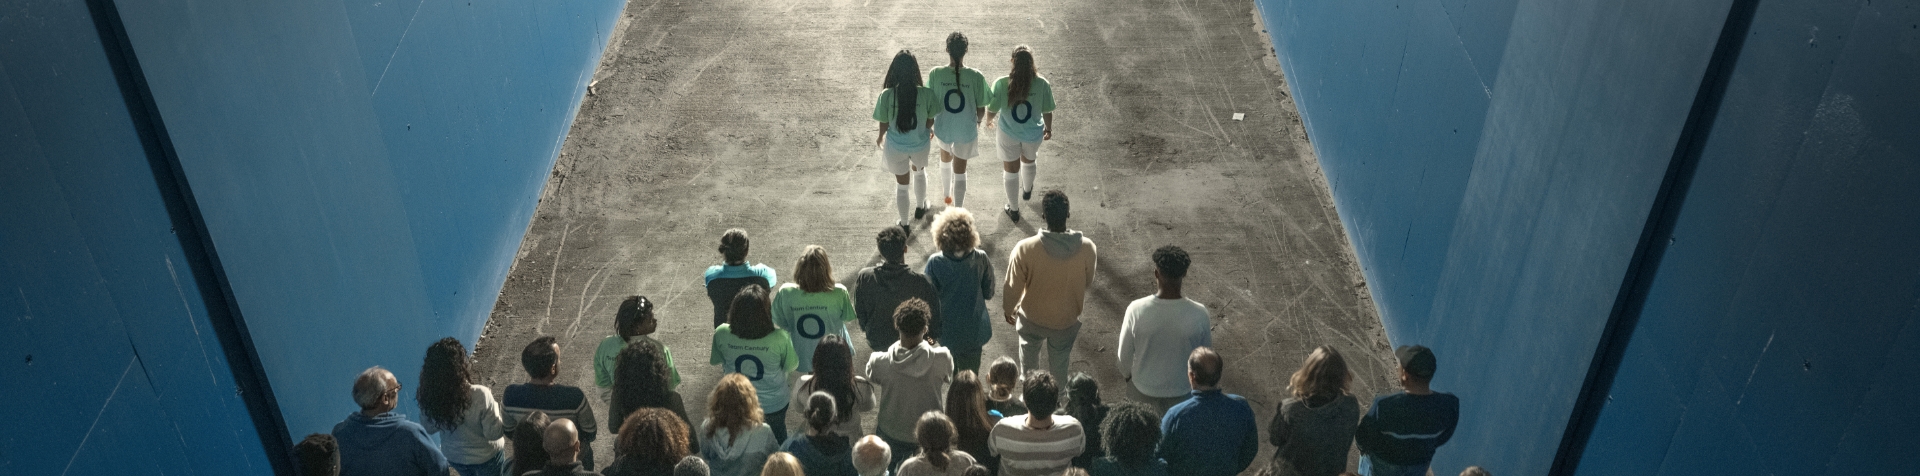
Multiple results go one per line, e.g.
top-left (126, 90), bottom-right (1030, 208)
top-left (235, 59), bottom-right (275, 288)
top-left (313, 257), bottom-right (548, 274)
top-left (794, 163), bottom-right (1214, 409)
top-left (1460, 466), bottom-right (1491, 476)
top-left (720, 228), bottom-right (751, 264)
top-left (1100, 402), bottom-right (1161, 468)
top-left (1151, 245), bottom-right (1190, 280)
top-left (893, 298), bottom-right (931, 339)
top-left (1188, 347), bottom-right (1223, 388)
top-left (676, 456), bottom-right (712, 476)
top-left (1395, 345), bottom-right (1438, 383)
top-left (521, 336), bottom-right (560, 380)
top-left (616, 295), bottom-right (655, 338)
top-left (1023, 370), bottom-right (1061, 416)
top-left (854, 435), bottom-right (892, 476)
top-left (876, 226), bottom-right (909, 262)
top-left (293, 433), bottom-right (339, 476)
top-left (509, 411), bottom-right (552, 476)
top-left (1040, 190), bottom-right (1070, 229)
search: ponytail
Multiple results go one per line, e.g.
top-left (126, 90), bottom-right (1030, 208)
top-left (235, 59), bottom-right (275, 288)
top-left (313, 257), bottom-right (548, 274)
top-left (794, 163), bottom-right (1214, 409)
top-left (915, 412), bottom-right (956, 470)
top-left (884, 50), bottom-right (923, 133)
top-left (805, 392), bottom-right (838, 435)
top-left (946, 32), bottom-right (969, 99)
top-left (1008, 45), bottom-right (1035, 105)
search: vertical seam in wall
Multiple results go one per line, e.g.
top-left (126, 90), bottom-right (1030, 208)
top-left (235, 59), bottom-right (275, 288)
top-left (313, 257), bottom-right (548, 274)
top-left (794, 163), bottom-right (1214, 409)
top-left (1549, 0), bottom-right (1762, 474)
top-left (82, 0), bottom-right (295, 472)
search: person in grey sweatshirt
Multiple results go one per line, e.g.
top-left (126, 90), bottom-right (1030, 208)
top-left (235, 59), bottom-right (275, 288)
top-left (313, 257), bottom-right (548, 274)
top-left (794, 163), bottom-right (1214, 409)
top-left (866, 298), bottom-right (956, 471)
top-left (856, 226), bottom-right (944, 352)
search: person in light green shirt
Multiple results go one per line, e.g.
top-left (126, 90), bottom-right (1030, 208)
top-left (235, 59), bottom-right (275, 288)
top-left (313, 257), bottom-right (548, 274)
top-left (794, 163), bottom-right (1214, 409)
top-left (985, 45), bottom-right (1057, 222)
top-left (927, 32), bottom-right (991, 209)
top-left (773, 245), bottom-right (857, 374)
top-left (595, 296), bottom-right (681, 406)
top-left (875, 50), bottom-right (940, 230)
top-left (711, 285), bottom-right (803, 442)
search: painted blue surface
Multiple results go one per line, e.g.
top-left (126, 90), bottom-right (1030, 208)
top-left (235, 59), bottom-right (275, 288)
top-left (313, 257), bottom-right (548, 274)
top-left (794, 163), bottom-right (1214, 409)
top-left (109, 0), bottom-right (624, 442)
top-left (1260, 0), bottom-right (1920, 473)
top-left (1579, 1), bottom-right (1920, 474)
top-left (0, 0), bottom-right (267, 473)
top-left (1, 0), bottom-right (622, 470)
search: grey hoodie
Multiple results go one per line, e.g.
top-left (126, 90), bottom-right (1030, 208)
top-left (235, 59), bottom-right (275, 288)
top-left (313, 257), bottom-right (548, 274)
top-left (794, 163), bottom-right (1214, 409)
top-left (1039, 230), bottom-right (1086, 259)
top-left (864, 341), bottom-right (955, 440)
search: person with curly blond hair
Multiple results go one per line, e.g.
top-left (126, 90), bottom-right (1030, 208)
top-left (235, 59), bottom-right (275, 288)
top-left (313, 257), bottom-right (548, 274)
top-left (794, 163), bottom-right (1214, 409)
top-left (703, 374), bottom-right (781, 476)
top-left (924, 208), bottom-right (995, 373)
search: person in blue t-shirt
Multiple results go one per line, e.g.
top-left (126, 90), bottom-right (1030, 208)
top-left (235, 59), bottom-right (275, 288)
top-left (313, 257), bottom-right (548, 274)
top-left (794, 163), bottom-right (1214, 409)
top-left (1355, 345), bottom-right (1459, 476)
top-left (706, 229), bottom-right (779, 327)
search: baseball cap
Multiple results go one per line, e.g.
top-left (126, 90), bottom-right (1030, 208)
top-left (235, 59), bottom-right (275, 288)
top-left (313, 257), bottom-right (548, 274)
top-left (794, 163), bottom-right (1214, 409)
top-left (1394, 345), bottom-right (1437, 379)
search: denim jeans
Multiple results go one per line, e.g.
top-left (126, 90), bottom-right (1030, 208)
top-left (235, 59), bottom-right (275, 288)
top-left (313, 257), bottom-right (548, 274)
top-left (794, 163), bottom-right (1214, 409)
top-left (450, 451), bottom-right (504, 476)
top-left (1359, 454), bottom-right (1429, 476)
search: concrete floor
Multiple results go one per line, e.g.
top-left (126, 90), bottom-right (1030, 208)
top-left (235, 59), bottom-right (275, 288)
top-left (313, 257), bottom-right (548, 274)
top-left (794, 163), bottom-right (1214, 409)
top-left (470, 0), bottom-right (1397, 471)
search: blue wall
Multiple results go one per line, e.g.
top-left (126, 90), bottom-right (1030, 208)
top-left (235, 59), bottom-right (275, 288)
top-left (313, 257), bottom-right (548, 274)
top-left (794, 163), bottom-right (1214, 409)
top-left (1259, 0), bottom-right (1920, 474)
top-left (0, 0), bottom-right (622, 470)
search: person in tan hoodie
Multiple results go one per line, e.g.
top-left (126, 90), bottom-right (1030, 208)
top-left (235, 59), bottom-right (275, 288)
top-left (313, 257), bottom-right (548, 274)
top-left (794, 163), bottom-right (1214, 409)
top-left (1001, 189), bottom-right (1097, 380)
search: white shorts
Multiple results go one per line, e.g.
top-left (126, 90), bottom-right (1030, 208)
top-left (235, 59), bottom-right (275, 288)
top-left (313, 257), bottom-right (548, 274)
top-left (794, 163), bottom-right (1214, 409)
top-left (879, 146), bottom-right (931, 175)
top-left (937, 138), bottom-right (979, 159)
top-left (997, 128), bottom-right (1042, 163)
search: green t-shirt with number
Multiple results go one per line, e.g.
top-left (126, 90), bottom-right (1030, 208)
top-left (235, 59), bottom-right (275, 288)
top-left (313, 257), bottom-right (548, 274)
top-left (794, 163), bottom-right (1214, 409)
top-left (710, 325), bottom-right (801, 411)
top-left (926, 66), bottom-right (991, 144)
top-left (873, 87), bottom-right (941, 152)
top-left (771, 283), bottom-right (856, 374)
top-left (988, 76), bottom-right (1056, 143)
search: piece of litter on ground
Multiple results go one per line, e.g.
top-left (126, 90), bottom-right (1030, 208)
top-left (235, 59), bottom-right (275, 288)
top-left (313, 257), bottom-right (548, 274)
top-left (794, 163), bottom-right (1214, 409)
top-left (1232, 112), bottom-right (1246, 121)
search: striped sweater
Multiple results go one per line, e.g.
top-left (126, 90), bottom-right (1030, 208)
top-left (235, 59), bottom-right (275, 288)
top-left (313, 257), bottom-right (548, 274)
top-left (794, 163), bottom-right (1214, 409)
top-left (989, 414), bottom-right (1085, 476)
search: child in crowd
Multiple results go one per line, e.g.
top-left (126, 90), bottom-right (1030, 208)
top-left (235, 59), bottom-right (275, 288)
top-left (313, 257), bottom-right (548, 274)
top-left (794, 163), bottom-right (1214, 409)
top-left (1062, 373), bottom-right (1108, 468)
top-left (854, 436), bottom-right (893, 476)
top-left (597, 296), bottom-right (681, 406)
top-left (925, 208), bottom-right (995, 374)
top-left (1355, 345), bottom-right (1459, 476)
top-left (782, 392), bottom-right (858, 476)
top-left (507, 411), bottom-right (552, 476)
top-left (702, 374), bottom-right (781, 476)
top-left (944, 371), bottom-right (999, 475)
top-left (792, 334), bottom-right (876, 437)
top-left (1268, 346), bottom-right (1359, 476)
top-left (898, 412), bottom-right (977, 476)
top-left (984, 358), bottom-right (1027, 418)
top-left (773, 245), bottom-right (857, 374)
top-left (707, 229), bottom-right (780, 328)
top-left (711, 286), bottom-right (801, 442)
top-left (866, 298), bottom-right (956, 470)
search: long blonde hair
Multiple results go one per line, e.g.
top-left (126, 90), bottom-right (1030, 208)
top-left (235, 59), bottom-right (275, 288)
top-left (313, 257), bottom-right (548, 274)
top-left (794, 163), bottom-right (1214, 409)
top-left (707, 373), bottom-right (765, 444)
top-left (1288, 346), bottom-right (1352, 400)
top-left (794, 245), bottom-right (835, 293)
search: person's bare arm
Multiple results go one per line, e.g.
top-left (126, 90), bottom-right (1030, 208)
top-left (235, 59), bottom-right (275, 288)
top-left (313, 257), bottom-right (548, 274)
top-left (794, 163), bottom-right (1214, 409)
top-left (876, 122), bottom-right (888, 147)
top-left (1042, 112), bottom-right (1054, 140)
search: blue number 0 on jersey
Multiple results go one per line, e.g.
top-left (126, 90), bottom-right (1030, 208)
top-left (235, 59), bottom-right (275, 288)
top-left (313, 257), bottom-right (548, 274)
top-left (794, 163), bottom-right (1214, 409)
top-left (1011, 101), bottom-right (1033, 124)
top-left (945, 89), bottom-right (967, 113)
top-left (797, 314), bottom-right (827, 339)
top-left (734, 355), bottom-right (765, 381)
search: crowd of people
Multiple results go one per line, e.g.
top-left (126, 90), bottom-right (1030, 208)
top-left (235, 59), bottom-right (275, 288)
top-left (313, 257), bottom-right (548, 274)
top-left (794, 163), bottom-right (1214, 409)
top-left (291, 32), bottom-right (1476, 476)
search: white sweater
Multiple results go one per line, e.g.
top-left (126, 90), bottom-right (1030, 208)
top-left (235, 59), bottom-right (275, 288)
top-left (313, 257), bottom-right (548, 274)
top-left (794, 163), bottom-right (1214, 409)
top-left (423, 384), bottom-right (507, 464)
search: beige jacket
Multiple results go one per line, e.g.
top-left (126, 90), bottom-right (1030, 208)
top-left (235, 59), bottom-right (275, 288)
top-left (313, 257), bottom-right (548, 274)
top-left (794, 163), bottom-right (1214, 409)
top-left (1002, 230), bottom-right (1097, 329)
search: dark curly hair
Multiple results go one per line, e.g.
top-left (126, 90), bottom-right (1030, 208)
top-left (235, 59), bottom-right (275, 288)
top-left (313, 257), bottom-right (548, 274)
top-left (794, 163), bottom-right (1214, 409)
top-left (1022, 370), bottom-right (1061, 416)
top-left (810, 334), bottom-right (860, 422)
top-left (727, 284), bottom-right (775, 340)
top-left (612, 340), bottom-right (675, 428)
top-left (893, 298), bottom-right (931, 337)
top-left (876, 225), bottom-right (909, 262)
top-left (1151, 245), bottom-right (1190, 280)
top-left (1101, 402), bottom-right (1161, 468)
top-left (1040, 190), bottom-right (1070, 230)
top-left (293, 433), bottom-right (338, 476)
top-left (417, 337), bottom-right (472, 430)
top-left (619, 408), bottom-right (693, 472)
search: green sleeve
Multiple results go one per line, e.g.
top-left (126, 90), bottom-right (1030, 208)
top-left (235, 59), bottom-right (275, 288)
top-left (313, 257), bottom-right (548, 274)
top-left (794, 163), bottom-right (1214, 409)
top-left (663, 344), bottom-right (682, 389)
top-left (1036, 78), bottom-right (1057, 113)
top-left (838, 288), bottom-right (857, 322)
top-left (779, 332), bottom-right (801, 372)
top-left (970, 70), bottom-right (990, 106)
top-left (872, 90), bottom-right (893, 122)
top-left (709, 327), bottom-right (726, 366)
top-left (987, 77), bottom-right (1008, 112)
top-left (771, 288), bottom-right (793, 331)
top-left (921, 87), bottom-right (941, 119)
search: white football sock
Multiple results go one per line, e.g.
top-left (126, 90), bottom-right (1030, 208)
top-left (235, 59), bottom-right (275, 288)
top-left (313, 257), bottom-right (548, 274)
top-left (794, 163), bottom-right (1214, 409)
top-left (895, 184), bottom-right (911, 225)
top-left (939, 160), bottom-right (952, 199)
top-left (953, 172), bottom-right (968, 208)
top-left (912, 169), bottom-right (928, 209)
top-left (1003, 171), bottom-right (1020, 208)
top-left (1020, 162), bottom-right (1037, 194)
